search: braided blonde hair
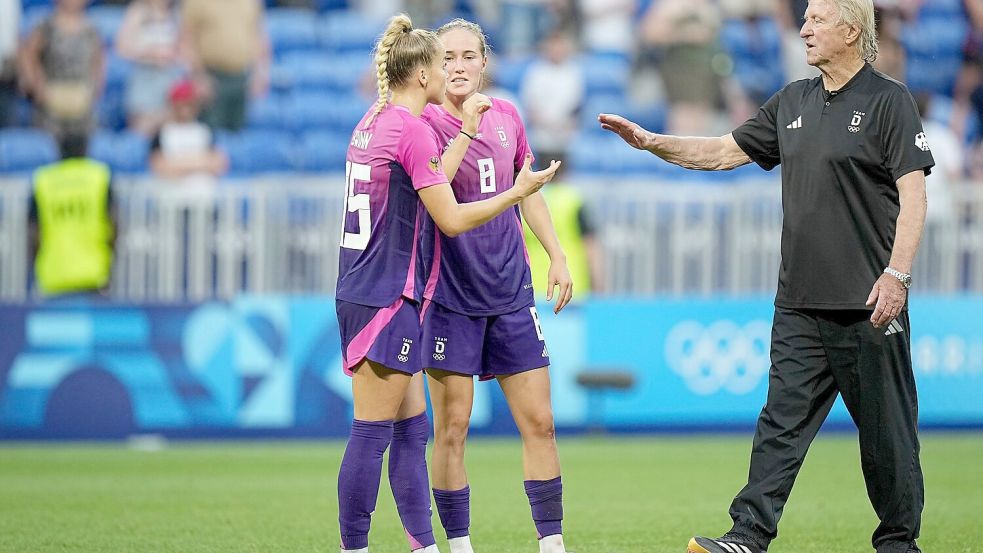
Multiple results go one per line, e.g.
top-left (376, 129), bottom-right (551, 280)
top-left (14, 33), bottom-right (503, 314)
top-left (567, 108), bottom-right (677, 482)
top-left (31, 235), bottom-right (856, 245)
top-left (368, 14), bottom-right (441, 122)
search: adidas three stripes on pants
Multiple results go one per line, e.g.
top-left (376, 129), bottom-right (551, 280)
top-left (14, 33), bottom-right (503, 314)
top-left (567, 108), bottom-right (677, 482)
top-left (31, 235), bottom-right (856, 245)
top-left (728, 307), bottom-right (924, 553)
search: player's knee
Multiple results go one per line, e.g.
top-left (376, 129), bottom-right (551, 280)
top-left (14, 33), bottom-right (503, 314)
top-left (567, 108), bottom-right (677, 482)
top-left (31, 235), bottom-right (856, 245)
top-left (434, 413), bottom-right (471, 449)
top-left (522, 409), bottom-right (556, 441)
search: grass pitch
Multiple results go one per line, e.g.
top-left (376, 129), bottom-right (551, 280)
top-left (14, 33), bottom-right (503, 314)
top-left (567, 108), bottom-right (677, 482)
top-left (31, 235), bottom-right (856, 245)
top-left (1, 434), bottom-right (980, 553)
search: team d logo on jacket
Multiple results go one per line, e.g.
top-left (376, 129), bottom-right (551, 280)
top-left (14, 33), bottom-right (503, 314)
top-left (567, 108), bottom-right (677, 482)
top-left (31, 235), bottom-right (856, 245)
top-left (848, 110), bottom-right (865, 133)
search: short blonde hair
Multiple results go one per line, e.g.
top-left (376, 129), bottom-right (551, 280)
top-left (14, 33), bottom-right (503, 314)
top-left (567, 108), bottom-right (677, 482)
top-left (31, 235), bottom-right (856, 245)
top-left (833, 0), bottom-right (878, 63)
top-left (370, 14), bottom-right (442, 119)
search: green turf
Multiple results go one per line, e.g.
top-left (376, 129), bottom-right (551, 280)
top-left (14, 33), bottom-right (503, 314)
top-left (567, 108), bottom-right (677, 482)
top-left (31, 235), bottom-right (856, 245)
top-left (1, 434), bottom-right (980, 553)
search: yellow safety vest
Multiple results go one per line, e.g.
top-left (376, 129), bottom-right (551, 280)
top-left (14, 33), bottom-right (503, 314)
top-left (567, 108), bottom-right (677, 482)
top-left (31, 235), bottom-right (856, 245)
top-left (522, 184), bottom-right (591, 301)
top-left (33, 158), bottom-right (113, 295)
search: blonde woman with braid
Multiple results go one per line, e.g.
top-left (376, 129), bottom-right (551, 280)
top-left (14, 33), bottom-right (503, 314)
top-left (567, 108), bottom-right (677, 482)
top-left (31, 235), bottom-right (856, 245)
top-left (334, 14), bottom-right (560, 553)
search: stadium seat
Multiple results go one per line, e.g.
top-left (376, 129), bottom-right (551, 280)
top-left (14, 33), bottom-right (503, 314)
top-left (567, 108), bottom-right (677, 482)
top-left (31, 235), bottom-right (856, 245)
top-left (0, 129), bottom-right (59, 173)
top-left (492, 56), bottom-right (533, 94)
top-left (88, 130), bottom-right (149, 174)
top-left (903, 17), bottom-right (969, 58)
top-left (580, 53), bottom-right (630, 96)
top-left (86, 5), bottom-right (126, 45)
top-left (266, 8), bottom-right (320, 54)
top-left (313, 0), bottom-right (349, 11)
top-left (276, 51), bottom-right (370, 93)
top-left (20, 0), bottom-right (53, 10)
top-left (918, 0), bottom-right (965, 18)
top-left (283, 91), bottom-right (369, 133)
top-left (104, 52), bottom-right (132, 96)
top-left (13, 99), bottom-right (34, 127)
top-left (96, 88), bottom-right (127, 131)
top-left (246, 94), bottom-right (285, 132)
top-left (721, 18), bottom-right (786, 102)
top-left (319, 12), bottom-right (387, 53)
top-left (19, 6), bottom-right (51, 38)
top-left (295, 131), bottom-right (351, 172)
top-left (216, 130), bottom-right (296, 175)
top-left (906, 55), bottom-right (963, 96)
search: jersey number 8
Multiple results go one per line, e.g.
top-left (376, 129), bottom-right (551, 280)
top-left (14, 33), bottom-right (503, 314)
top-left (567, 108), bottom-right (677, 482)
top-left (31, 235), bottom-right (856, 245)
top-left (478, 158), bottom-right (496, 193)
top-left (341, 161), bottom-right (371, 250)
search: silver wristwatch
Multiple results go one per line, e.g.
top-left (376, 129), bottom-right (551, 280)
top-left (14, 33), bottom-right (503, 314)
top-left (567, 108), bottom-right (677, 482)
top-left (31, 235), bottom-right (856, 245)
top-left (884, 267), bottom-right (912, 289)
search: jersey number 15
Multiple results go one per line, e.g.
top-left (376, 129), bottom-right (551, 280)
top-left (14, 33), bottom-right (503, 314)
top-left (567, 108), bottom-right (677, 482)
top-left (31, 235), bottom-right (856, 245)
top-left (341, 161), bottom-right (371, 250)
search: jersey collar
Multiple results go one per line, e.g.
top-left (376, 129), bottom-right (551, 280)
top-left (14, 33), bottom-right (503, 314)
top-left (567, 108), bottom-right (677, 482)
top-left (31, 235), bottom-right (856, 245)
top-left (823, 62), bottom-right (871, 98)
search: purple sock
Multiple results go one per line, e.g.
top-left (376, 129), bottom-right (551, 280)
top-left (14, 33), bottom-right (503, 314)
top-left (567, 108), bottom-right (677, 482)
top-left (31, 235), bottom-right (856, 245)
top-left (524, 477), bottom-right (563, 539)
top-left (389, 413), bottom-right (436, 550)
top-left (433, 486), bottom-right (471, 539)
top-left (338, 419), bottom-right (394, 550)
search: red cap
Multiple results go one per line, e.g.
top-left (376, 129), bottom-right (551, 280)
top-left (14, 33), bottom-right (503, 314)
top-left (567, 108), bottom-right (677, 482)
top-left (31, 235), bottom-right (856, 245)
top-left (168, 79), bottom-right (197, 104)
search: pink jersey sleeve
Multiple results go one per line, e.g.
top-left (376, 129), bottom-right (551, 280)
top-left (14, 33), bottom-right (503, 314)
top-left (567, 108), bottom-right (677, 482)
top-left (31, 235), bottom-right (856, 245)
top-left (495, 98), bottom-right (534, 173)
top-left (397, 118), bottom-right (448, 191)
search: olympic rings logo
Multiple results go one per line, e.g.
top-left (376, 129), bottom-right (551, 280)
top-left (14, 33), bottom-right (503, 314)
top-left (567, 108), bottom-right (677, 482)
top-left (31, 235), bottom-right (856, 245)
top-left (433, 354), bottom-right (446, 361)
top-left (663, 320), bottom-right (771, 395)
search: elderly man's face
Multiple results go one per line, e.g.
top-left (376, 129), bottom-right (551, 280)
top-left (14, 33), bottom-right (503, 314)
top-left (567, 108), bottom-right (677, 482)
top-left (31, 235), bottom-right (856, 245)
top-left (800, 0), bottom-right (852, 67)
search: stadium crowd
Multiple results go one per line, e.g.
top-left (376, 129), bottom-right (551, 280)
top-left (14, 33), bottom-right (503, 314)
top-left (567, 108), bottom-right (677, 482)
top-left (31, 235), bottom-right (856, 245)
top-left (0, 0), bottom-right (980, 181)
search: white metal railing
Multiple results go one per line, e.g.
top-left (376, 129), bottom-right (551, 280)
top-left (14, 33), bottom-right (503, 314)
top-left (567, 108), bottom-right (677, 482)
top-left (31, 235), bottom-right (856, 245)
top-left (1, 175), bottom-right (981, 301)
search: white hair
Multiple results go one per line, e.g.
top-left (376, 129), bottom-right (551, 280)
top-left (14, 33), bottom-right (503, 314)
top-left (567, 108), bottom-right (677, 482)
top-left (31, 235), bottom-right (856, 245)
top-left (832, 0), bottom-right (878, 63)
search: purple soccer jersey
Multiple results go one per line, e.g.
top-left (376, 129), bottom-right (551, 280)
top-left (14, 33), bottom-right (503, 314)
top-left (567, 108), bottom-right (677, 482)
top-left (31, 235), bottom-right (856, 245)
top-left (336, 104), bottom-right (447, 307)
top-left (419, 98), bottom-right (535, 316)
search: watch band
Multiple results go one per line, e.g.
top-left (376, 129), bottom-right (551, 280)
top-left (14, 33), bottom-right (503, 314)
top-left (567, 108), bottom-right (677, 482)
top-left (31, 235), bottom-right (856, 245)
top-left (884, 267), bottom-right (912, 288)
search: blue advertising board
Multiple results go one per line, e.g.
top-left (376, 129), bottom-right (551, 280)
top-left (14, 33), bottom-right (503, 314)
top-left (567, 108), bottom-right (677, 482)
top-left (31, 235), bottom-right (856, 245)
top-left (1, 296), bottom-right (980, 439)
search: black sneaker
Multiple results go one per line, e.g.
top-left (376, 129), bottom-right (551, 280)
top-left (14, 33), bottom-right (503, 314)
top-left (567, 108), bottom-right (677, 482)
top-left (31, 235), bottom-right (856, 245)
top-left (687, 533), bottom-right (766, 553)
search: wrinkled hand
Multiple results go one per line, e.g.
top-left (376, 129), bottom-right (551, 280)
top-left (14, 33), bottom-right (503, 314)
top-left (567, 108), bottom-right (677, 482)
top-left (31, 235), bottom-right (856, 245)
top-left (546, 260), bottom-right (573, 314)
top-left (865, 273), bottom-right (907, 328)
top-left (513, 154), bottom-right (561, 199)
top-left (598, 113), bottom-right (651, 150)
top-left (461, 93), bottom-right (491, 135)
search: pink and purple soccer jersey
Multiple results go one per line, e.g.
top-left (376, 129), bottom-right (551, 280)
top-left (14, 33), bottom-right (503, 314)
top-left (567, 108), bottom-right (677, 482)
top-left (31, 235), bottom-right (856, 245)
top-left (336, 103), bottom-right (446, 306)
top-left (417, 98), bottom-right (549, 376)
top-left (419, 98), bottom-right (535, 316)
top-left (335, 104), bottom-right (448, 374)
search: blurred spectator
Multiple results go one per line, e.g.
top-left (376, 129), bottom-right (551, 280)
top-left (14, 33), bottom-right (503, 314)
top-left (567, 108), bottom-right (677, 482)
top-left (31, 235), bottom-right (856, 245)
top-left (520, 30), bottom-right (584, 162)
top-left (115, 0), bottom-right (184, 136)
top-left (149, 79), bottom-right (228, 182)
top-left (954, 0), bottom-right (983, 142)
top-left (180, 0), bottom-right (270, 131)
top-left (579, 0), bottom-right (636, 55)
top-left (523, 158), bottom-right (603, 300)
top-left (775, 0), bottom-right (819, 82)
top-left (969, 141), bottom-right (983, 181)
top-left (500, 0), bottom-right (556, 57)
top-left (29, 132), bottom-right (115, 297)
top-left (718, 0), bottom-right (786, 109)
top-left (0, 0), bottom-right (19, 127)
top-left (639, 0), bottom-right (724, 135)
top-left (916, 94), bottom-right (964, 222)
top-left (871, 0), bottom-right (917, 82)
top-left (18, 0), bottom-right (105, 154)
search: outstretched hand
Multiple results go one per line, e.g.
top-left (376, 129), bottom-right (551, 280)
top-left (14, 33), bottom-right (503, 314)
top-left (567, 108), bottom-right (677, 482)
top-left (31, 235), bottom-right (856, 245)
top-left (598, 113), bottom-right (651, 150)
top-left (514, 154), bottom-right (561, 199)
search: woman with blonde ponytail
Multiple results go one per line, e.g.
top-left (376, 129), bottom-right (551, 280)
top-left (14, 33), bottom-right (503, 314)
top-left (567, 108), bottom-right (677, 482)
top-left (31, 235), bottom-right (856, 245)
top-left (334, 14), bottom-right (561, 553)
top-left (418, 19), bottom-right (572, 553)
